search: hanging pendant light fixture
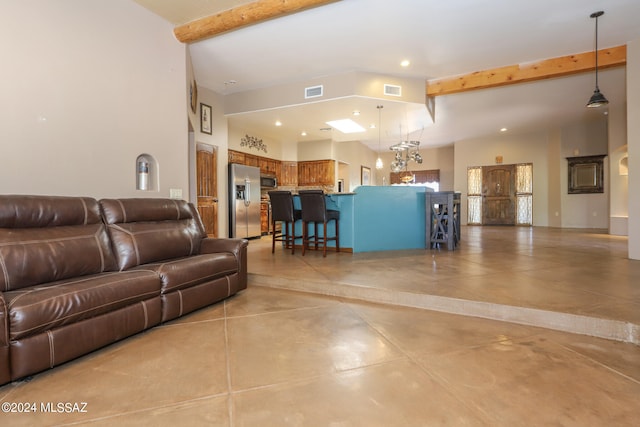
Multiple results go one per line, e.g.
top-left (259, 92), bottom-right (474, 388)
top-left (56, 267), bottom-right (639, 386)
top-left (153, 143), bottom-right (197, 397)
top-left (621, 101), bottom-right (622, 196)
top-left (375, 105), bottom-right (384, 169)
top-left (586, 11), bottom-right (609, 108)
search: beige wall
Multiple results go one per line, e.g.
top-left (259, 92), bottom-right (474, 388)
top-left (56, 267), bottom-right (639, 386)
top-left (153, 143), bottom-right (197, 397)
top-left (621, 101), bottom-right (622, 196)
top-left (374, 146), bottom-right (454, 190)
top-left (190, 84), bottom-right (230, 236)
top-left (559, 119), bottom-right (609, 228)
top-left (628, 38), bottom-right (640, 259)
top-left (454, 130), bottom-right (551, 226)
top-left (453, 119), bottom-right (610, 228)
top-left (0, 0), bottom-right (187, 199)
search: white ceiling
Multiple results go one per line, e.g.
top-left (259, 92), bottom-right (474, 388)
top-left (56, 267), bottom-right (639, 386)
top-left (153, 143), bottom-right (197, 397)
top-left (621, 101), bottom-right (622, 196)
top-left (133, 0), bottom-right (640, 151)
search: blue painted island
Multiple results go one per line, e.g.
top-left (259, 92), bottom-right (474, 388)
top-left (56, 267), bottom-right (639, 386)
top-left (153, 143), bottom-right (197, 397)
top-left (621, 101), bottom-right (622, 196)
top-left (290, 186), bottom-right (434, 253)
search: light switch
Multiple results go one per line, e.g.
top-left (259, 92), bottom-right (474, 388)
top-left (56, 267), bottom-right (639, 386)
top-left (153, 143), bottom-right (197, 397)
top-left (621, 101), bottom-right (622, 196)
top-left (169, 188), bottom-right (183, 200)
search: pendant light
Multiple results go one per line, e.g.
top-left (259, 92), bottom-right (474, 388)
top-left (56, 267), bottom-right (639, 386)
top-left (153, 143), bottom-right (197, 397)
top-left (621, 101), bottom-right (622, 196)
top-left (375, 105), bottom-right (384, 169)
top-left (586, 11), bottom-right (609, 108)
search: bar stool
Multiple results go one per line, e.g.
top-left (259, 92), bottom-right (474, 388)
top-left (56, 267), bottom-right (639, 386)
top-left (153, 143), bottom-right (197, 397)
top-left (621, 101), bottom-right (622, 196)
top-left (268, 191), bottom-right (302, 254)
top-left (299, 190), bottom-right (340, 257)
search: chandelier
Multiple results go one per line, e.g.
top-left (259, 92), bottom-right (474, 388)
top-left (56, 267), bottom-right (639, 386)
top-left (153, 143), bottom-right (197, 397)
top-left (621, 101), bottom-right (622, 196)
top-left (389, 140), bottom-right (422, 173)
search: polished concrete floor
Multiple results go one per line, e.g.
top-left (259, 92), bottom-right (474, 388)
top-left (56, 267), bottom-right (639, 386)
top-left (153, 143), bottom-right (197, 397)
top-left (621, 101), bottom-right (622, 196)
top-left (1, 226), bottom-right (639, 426)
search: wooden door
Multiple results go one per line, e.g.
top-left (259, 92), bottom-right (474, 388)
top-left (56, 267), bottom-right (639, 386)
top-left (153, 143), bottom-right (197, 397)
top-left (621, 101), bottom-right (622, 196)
top-left (482, 165), bottom-right (515, 225)
top-left (196, 144), bottom-right (218, 237)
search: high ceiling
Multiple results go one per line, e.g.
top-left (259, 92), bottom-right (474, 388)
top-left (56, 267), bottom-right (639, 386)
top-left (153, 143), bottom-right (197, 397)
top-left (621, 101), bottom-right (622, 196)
top-left (133, 0), bottom-right (640, 151)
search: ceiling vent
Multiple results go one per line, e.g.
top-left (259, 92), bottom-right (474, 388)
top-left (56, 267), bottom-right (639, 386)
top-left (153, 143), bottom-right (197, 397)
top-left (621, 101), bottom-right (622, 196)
top-left (384, 84), bottom-right (402, 97)
top-left (305, 85), bottom-right (323, 99)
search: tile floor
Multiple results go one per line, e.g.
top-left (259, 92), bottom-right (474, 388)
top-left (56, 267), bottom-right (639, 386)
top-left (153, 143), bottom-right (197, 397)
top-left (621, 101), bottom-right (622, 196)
top-left (0, 226), bottom-right (639, 426)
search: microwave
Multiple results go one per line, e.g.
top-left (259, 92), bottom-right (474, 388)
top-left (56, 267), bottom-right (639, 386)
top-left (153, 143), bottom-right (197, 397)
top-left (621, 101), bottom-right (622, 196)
top-left (260, 175), bottom-right (277, 188)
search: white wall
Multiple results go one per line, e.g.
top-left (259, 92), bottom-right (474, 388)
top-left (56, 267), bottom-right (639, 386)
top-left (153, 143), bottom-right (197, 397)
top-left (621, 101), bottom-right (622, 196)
top-left (0, 0), bottom-right (187, 199)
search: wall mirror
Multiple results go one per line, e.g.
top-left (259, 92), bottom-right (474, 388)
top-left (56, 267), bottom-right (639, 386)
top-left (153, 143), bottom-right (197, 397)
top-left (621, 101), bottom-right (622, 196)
top-left (567, 155), bottom-right (605, 194)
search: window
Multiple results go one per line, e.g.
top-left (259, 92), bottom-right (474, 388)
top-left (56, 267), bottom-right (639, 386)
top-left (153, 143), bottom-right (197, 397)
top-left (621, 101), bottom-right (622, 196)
top-left (390, 169), bottom-right (439, 191)
top-left (467, 167), bottom-right (482, 224)
top-left (515, 163), bottom-right (533, 225)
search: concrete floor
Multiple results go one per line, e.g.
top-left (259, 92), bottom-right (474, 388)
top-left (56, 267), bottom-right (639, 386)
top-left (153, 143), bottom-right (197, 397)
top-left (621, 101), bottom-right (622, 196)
top-left (1, 226), bottom-right (639, 426)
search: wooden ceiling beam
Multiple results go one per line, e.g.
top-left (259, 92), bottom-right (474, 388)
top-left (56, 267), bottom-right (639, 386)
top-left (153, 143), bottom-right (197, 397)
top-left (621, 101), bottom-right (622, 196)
top-left (426, 45), bottom-right (627, 97)
top-left (174, 0), bottom-right (341, 43)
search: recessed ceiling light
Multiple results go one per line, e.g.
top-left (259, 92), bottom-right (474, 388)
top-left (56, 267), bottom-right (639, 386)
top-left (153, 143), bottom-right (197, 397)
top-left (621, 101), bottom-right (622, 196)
top-left (326, 119), bottom-right (366, 134)
top-left (500, 127), bottom-right (508, 132)
top-left (301, 131), bottom-right (307, 136)
top-left (400, 60), bottom-right (410, 67)
top-left (352, 110), bottom-right (360, 116)
top-left (275, 121), bottom-right (282, 126)
top-left (370, 124), bottom-right (376, 129)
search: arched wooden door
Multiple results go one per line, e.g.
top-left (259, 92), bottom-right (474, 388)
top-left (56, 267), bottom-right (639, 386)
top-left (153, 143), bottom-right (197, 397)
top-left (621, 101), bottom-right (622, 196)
top-left (196, 144), bottom-right (218, 237)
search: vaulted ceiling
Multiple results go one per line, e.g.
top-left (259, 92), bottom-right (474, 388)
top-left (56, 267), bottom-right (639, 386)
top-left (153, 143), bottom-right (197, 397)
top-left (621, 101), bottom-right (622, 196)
top-left (133, 0), bottom-right (640, 151)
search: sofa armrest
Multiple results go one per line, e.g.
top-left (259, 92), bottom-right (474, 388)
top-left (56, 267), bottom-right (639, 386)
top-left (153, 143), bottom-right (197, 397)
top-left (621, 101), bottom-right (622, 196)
top-left (0, 293), bottom-right (10, 385)
top-left (200, 237), bottom-right (248, 257)
top-left (200, 238), bottom-right (249, 291)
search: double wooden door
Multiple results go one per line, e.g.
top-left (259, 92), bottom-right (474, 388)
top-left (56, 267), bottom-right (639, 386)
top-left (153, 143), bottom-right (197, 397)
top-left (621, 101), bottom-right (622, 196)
top-left (482, 165), bottom-right (515, 225)
top-left (196, 144), bottom-right (218, 237)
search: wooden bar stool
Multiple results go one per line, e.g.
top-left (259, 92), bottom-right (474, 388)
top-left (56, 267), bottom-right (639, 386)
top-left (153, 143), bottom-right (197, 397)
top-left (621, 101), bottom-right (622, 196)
top-left (268, 191), bottom-right (302, 254)
top-left (299, 190), bottom-right (340, 257)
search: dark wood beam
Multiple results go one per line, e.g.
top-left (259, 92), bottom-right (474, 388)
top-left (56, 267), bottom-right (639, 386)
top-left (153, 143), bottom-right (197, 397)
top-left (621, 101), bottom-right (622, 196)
top-left (426, 45), bottom-right (627, 97)
top-left (174, 0), bottom-right (341, 43)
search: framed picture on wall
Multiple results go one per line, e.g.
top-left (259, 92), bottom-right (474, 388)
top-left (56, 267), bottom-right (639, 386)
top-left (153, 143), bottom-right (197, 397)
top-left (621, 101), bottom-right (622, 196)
top-left (361, 166), bottom-right (371, 185)
top-left (200, 103), bottom-right (212, 135)
top-left (190, 79), bottom-right (198, 114)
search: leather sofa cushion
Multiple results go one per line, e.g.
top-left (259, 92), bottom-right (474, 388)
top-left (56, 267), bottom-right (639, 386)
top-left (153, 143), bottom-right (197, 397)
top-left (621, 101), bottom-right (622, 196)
top-left (100, 199), bottom-right (206, 271)
top-left (0, 196), bottom-right (117, 292)
top-left (135, 253), bottom-right (238, 294)
top-left (5, 270), bottom-right (161, 341)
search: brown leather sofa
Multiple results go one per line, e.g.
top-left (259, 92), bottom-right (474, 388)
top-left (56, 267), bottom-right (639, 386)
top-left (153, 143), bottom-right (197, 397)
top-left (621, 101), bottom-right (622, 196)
top-left (0, 195), bottom-right (248, 385)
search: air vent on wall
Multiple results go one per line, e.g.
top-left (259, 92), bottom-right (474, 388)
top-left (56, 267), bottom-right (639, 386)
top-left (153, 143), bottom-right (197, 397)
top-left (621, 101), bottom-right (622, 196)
top-left (384, 84), bottom-right (402, 97)
top-left (305, 85), bottom-right (323, 99)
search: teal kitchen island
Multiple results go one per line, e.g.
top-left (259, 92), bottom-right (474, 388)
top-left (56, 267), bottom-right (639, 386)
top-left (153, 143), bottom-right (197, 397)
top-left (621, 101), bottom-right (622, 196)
top-left (290, 186), bottom-right (434, 253)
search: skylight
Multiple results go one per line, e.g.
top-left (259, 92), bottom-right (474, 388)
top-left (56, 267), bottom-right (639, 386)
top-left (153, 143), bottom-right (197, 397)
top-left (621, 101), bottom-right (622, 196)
top-left (325, 119), bottom-right (366, 134)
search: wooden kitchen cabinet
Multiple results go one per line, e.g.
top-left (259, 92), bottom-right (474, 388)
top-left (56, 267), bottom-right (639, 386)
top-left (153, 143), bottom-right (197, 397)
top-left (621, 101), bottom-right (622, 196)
top-left (260, 202), bottom-right (269, 235)
top-left (298, 160), bottom-right (335, 186)
top-left (244, 153), bottom-right (259, 167)
top-left (279, 161), bottom-right (298, 186)
top-left (259, 158), bottom-right (280, 176)
top-left (228, 149), bottom-right (245, 164)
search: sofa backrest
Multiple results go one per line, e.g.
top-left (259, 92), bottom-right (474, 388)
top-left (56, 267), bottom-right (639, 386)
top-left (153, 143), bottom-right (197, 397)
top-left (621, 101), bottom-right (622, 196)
top-left (0, 195), bottom-right (118, 292)
top-left (100, 198), bottom-right (206, 271)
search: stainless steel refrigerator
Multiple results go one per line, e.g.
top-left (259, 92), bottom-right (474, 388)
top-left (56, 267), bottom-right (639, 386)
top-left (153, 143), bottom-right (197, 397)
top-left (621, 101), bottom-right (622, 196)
top-left (228, 164), bottom-right (261, 238)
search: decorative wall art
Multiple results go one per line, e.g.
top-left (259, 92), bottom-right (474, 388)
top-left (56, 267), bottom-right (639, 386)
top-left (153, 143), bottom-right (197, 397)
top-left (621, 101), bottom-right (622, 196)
top-left (200, 103), bottom-right (212, 135)
top-left (241, 134), bottom-right (267, 153)
top-left (190, 79), bottom-right (198, 114)
top-left (567, 155), bottom-right (605, 194)
top-left (361, 166), bottom-right (371, 185)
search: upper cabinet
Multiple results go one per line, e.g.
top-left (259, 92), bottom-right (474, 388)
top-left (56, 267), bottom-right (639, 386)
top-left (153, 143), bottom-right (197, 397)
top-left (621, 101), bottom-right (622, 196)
top-left (298, 160), bottom-right (335, 186)
top-left (244, 153), bottom-right (259, 167)
top-left (228, 150), bottom-right (334, 188)
top-left (280, 161), bottom-right (298, 186)
top-left (228, 149), bottom-right (281, 177)
top-left (228, 150), bottom-right (245, 164)
top-left (259, 157), bottom-right (280, 176)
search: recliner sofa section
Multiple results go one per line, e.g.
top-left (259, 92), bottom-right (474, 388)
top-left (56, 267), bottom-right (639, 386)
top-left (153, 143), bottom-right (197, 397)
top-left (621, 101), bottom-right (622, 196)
top-left (0, 195), bottom-right (248, 385)
top-left (100, 198), bottom-right (248, 322)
